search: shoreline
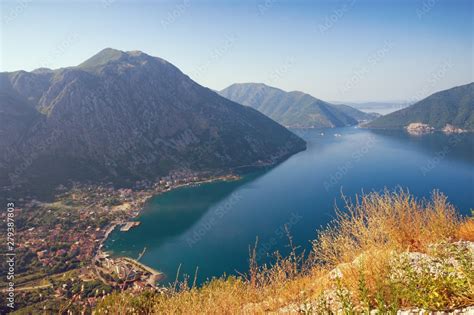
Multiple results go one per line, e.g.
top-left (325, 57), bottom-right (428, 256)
top-left (121, 257), bottom-right (162, 277)
top-left (94, 148), bottom-right (307, 279)
top-left (95, 173), bottom-right (241, 276)
top-left (361, 125), bottom-right (474, 133)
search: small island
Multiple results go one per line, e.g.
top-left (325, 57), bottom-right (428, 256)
top-left (406, 122), bottom-right (434, 135)
top-left (442, 124), bottom-right (467, 134)
top-left (405, 122), bottom-right (469, 136)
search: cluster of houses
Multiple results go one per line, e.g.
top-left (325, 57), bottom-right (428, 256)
top-left (6, 169), bottom-right (240, 311)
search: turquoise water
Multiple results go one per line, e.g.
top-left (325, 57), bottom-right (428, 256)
top-left (105, 128), bottom-right (474, 284)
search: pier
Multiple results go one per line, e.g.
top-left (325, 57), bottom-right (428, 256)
top-left (120, 221), bottom-right (141, 232)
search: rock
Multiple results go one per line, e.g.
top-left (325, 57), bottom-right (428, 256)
top-left (397, 306), bottom-right (474, 314)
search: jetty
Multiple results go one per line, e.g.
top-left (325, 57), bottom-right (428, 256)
top-left (122, 257), bottom-right (162, 277)
top-left (120, 221), bottom-right (141, 231)
top-left (121, 257), bottom-right (164, 285)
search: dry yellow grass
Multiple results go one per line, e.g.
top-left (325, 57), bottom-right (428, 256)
top-left (458, 217), bottom-right (474, 241)
top-left (95, 189), bottom-right (472, 314)
top-left (314, 189), bottom-right (459, 267)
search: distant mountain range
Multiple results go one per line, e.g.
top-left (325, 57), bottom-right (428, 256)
top-left (0, 48), bottom-right (305, 195)
top-left (219, 83), bottom-right (379, 128)
top-left (366, 83), bottom-right (474, 130)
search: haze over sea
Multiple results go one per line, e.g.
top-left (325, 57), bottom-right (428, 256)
top-left (105, 127), bottom-right (474, 284)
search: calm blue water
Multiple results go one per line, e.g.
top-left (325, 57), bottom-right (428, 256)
top-left (105, 128), bottom-right (474, 284)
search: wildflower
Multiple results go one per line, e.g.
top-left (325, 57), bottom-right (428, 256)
top-left (329, 268), bottom-right (343, 280)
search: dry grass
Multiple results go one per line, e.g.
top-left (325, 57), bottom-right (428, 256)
top-left (458, 216), bottom-right (474, 241)
top-left (314, 189), bottom-right (459, 267)
top-left (95, 189), bottom-right (472, 314)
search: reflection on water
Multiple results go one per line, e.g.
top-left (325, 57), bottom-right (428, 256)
top-left (369, 129), bottom-right (474, 165)
top-left (105, 127), bottom-right (474, 285)
top-left (106, 172), bottom-right (264, 257)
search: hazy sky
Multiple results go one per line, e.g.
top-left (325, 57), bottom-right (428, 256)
top-left (1, 0), bottom-right (472, 102)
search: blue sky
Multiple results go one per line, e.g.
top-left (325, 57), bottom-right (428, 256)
top-left (1, 0), bottom-right (472, 102)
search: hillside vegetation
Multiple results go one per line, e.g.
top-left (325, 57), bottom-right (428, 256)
top-left (219, 83), bottom-right (378, 128)
top-left (0, 49), bottom-right (306, 197)
top-left (367, 83), bottom-right (474, 130)
top-left (95, 190), bottom-right (474, 314)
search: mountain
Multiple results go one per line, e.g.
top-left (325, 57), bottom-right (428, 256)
top-left (0, 48), bottom-right (305, 195)
top-left (366, 83), bottom-right (474, 130)
top-left (219, 83), bottom-right (378, 128)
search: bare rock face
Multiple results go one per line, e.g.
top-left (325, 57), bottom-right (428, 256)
top-left (0, 48), bottom-right (306, 196)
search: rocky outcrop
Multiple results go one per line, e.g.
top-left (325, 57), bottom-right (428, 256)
top-left (396, 306), bottom-right (474, 314)
top-left (276, 241), bottom-right (474, 314)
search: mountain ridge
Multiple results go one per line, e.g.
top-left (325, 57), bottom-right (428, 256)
top-left (0, 49), bottom-right (306, 197)
top-left (219, 83), bottom-right (378, 128)
top-left (366, 82), bottom-right (474, 130)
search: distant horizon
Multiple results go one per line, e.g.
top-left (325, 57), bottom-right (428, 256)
top-left (1, 45), bottom-right (471, 105)
top-left (1, 0), bottom-right (472, 102)
top-left (2, 46), bottom-right (471, 105)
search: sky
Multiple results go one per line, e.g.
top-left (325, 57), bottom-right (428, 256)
top-left (1, 0), bottom-right (472, 102)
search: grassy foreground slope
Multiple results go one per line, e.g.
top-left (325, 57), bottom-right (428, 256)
top-left (96, 190), bottom-right (474, 314)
